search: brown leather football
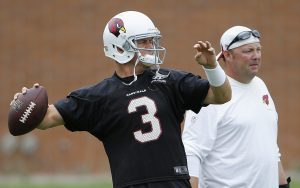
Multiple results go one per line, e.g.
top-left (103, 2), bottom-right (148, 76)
top-left (8, 86), bottom-right (48, 136)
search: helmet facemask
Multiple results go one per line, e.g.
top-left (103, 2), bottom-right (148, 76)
top-left (127, 33), bottom-right (166, 67)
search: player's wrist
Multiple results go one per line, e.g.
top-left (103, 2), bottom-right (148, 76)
top-left (203, 61), bottom-right (226, 87)
top-left (202, 61), bottom-right (217, 69)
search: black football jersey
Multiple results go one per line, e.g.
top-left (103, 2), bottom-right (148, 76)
top-left (54, 68), bottom-right (209, 188)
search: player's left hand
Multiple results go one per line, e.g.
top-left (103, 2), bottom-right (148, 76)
top-left (194, 41), bottom-right (217, 69)
top-left (10, 83), bottom-right (40, 106)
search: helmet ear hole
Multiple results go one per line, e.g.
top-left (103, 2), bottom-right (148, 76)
top-left (116, 46), bottom-right (124, 54)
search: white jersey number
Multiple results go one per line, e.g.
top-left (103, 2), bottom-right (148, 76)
top-left (128, 96), bottom-right (162, 143)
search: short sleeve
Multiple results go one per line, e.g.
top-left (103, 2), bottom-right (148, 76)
top-left (186, 155), bottom-right (200, 177)
top-left (182, 108), bottom-right (218, 163)
top-left (179, 73), bottom-right (210, 113)
top-left (54, 93), bottom-right (94, 132)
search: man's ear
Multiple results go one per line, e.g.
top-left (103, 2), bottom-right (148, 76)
top-left (223, 51), bottom-right (231, 61)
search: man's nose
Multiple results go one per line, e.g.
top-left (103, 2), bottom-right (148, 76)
top-left (145, 40), bottom-right (154, 48)
top-left (252, 50), bottom-right (261, 60)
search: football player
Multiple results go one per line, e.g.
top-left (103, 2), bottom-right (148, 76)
top-left (14, 11), bottom-right (231, 188)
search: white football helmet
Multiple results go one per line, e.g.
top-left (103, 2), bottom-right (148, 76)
top-left (103, 11), bottom-right (166, 65)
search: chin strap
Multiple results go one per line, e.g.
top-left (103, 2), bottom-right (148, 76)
top-left (122, 58), bottom-right (139, 86)
top-left (154, 65), bottom-right (161, 77)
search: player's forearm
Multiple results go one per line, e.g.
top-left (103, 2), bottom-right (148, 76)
top-left (210, 77), bottom-right (231, 103)
top-left (202, 59), bottom-right (232, 105)
top-left (204, 77), bottom-right (231, 105)
top-left (37, 104), bottom-right (64, 130)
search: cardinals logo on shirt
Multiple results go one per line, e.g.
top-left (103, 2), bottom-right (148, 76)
top-left (262, 94), bottom-right (269, 105)
top-left (108, 18), bottom-right (126, 37)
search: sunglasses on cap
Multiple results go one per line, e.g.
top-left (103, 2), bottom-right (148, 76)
top-left (226, 30), bottom-right (261, 50)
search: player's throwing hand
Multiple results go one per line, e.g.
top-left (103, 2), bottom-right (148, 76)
top-left (194, 41), bottom-right (217, 69)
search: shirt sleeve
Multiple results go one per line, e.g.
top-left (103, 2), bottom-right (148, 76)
top-left (186, 155), bottom-right (200, 177)
top-left (187, 155), bottom-right (205, 188)
top-left (54, 92), bottom-right (94, 132)
top-left (182, 107), bottom-right (219, 164)
top-left (179, 73), bottom-right (210, 113)
top-left (267, 85), bottom-right (280, 162)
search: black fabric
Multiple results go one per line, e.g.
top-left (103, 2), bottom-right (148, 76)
top-left (279, 183), bottom-right (289, 188)
top-left (54, 68), bottom-right (209, 188)
top-left (125, 179), bottom-right (192, 188)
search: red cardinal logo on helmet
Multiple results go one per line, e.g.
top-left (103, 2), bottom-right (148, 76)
top-left (108, 18), bottom-right (126, 37)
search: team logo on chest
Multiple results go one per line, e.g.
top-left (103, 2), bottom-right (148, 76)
top-left (262, 94), bottom-right (269, 105)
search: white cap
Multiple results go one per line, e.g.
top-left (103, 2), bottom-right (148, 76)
top-left (217, 26), bottom-right (260, 60)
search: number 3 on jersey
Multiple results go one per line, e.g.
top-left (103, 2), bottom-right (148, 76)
top-left (128, 96), bottom-right (162, 143)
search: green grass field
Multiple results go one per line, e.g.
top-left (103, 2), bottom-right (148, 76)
top-left (292, 181), bottom-right (300, 188)
top-left (0, 182), bottom-right (112, 188)
top-left (0, 180), bottom-right (299, 188)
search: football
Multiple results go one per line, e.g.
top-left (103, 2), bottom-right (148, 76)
top-left (8, 86), bottom-right (48, 136)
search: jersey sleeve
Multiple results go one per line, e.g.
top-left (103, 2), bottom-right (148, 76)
top-left (54, 91), bottom-right (95, 132)
top-left (178, 73), bottom-right (210, 113)
top-left (258, 77), bottom-right (281, 162)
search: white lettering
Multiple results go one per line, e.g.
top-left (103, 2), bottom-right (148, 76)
top-left (126, 89), bottom-right (146, 97)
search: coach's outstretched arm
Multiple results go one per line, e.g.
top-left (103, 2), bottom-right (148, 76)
top-left (194, 41), bottom-right (231, 104)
